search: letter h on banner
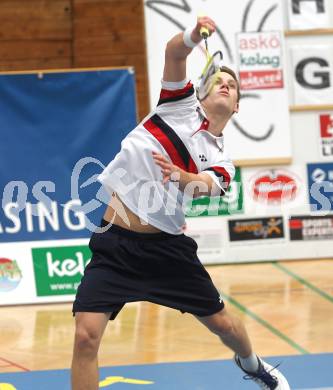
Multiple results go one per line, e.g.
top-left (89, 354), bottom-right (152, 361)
top-left (292, 0), bottom-right (325, 14)
top-left (288, 0), bottom-right (330, 29)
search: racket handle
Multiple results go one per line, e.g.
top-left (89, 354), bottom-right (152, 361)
top-left (198, 13), bottom-right (210, 39)
top-left (200, 26), bottom-right (209, 39)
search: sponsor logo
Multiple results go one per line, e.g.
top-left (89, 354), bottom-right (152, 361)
top-left (0, 258), bottom-right (22, 292)
top-left (32, 245), bottom-right (91, 296)
top-left (307, 163), bottom-right (333, 211)
top-left (319, 114), bottom-right (333, 158)
top-left (237, 31), bottom-right (284, 90)
top-left (229, 217), bottom-right (284, 241)
top-left (186, 167), bottom-right (243, 217)
top-left (289, 215), bottom-right (333, 240)
top-left (249, 169), bottom-right (299, 204)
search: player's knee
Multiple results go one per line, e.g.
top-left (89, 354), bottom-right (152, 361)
top-left (74, 326), bottom-right (101, 356)
top-left (207, 315), bottom-right (234, 337)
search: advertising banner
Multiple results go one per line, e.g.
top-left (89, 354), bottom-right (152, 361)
top-left (241, 165), bottom-right (307, 216)
top-left (307, 162), bottom-right (333, 212)
top-left (228, 216), bottom-right (285, 242)
top-left (287, 0), bottom-right (330, 30)
top-left (236, 31), bottom-right (284, 90)
top-left (187, 230), bottom-right (224, 258)
top-left (291, 45), bottom-right (333, 105)
top-left (0, 243), bottom-right (44, 305)
top-left (289, 215), bottom-right (333, 240)
top-left (319, 114), bottom-right (333, 159)
top-left (0, 257), bottom-right (22, 293)
top-left (0, 69), bottom-right (136, 243)
top-left (248, 168), bottom-right (299, 204)
top-left (185, 167), bottom-right (243, 217)
top-left (0, 68), bottom-right (137, 305)
top-left (32, 245), bottom-right (91, 297)
top-left (144, 0), bottom-right (292, 163)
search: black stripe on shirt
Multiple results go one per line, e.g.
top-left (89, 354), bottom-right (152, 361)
top-left (149, 114), bottom-right (197, 173)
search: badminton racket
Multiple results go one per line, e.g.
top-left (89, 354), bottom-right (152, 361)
top-left (197, 21), bottom-right (223, 101)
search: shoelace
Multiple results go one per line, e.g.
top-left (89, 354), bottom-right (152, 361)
top-left (243, 362), bottom-right (281, 390)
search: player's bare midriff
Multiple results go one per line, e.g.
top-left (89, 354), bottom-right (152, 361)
top-left (103, 192), bottom-right (162, 233)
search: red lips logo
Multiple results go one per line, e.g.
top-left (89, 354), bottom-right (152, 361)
top-left (250, 170), bottom-right (299, 204)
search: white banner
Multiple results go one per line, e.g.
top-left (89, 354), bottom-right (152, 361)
top-left (144, 0), bottom-right (291, 163)
top-left (0, 238), bottom-right (89, 305)
top-left (287, 0), bottom-right (330, 29)
top-left (241, 164), bottom-right (308, 216)
top-left (291, 45), bottom-right (333, 105)
top-left (0, 245), bottom-right (35, 304)
top-left (237, 31), bottom-right (284, 90)
top-left (185, 216), bottom-right (225, 263)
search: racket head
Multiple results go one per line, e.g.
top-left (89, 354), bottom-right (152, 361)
top-left (197, 50), bottom-right (223, 101)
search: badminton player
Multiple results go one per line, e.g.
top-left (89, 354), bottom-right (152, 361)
top-left (71, 16), bottom-right (290, 390)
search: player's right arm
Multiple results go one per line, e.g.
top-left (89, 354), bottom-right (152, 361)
top-left (163, 16), bottom-right (216, 83)
top-left (152, 152), bottom-right (234, 198)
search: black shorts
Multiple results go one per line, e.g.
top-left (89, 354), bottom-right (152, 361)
top-left (73, 220), bottom-right (224, 319)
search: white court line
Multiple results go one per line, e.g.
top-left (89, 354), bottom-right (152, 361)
top-left (296, 388), bottom-right (333, 390)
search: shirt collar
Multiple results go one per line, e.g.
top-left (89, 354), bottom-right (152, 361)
top-left (192, 106), bottom-right (224, 151)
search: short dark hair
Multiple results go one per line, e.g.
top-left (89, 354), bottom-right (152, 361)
top-left (220, 66), bottom-right (241, 102)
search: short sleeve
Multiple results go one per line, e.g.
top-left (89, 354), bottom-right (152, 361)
top-left (202, 159), bottom-right (235, 196)
top-left (156, 79), bottom-right (196, 107)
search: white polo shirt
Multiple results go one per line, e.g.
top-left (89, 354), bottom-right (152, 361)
top-left (98, 79), bottom-right (235, 234)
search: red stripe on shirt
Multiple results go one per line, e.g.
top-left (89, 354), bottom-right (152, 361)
top-left (159, 82), bottom-right (194, 100)
top-left (143, 119), bottom-right (188, 171)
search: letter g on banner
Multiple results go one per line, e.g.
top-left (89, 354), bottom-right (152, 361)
top-left (296, 57), bottom-right (330, 89)
top-left (291, 45), bottom-right (333, 105)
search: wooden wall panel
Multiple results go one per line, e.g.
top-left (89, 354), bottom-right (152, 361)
top-left (73, 0), bottom-right (150, 120)
top-left (0, 0), bottom-right (73, 71)
top-left (74, 34), bottom-right (144, 56)
top-left (73, 53), bottom-right (146, 72)
top-left (0, 0), bottom-right (150, 120)
top-left (0, 58), bottom-right (72, 72)
top-left (74, 0), bottom-right (143, 29)
top-left (0, 41), bottom-right (71, 61)
top-left (0, 1), bottom-right (72, 40)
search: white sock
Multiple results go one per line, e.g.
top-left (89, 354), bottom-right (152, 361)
top-left (238, 353), bottom-right (259, 373)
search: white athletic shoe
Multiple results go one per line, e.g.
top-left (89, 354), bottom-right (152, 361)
top-left (234, 355), bottom-right (290, 390)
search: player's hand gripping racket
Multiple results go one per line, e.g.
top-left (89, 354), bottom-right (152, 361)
top-left (197, 20), bottom-right (223, 101)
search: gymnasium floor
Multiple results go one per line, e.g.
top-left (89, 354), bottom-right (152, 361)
top-left (0, 259), bottom-right (332, 389)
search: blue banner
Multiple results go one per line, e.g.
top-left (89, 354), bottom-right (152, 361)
top-left (307, 162), bottom-right (333, 212)
top-left (0, 69), bottom-right (137, 242)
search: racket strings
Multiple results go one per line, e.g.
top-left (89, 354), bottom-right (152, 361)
top-left (198, 50), bottom-right (223, 101)
top-left (197, 23), bottom-right (224, 100)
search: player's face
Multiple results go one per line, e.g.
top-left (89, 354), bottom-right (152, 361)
top-left (206, 72), bottom-right (239, 115)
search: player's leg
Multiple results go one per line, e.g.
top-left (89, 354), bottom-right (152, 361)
top-left (196, 308), bottom-right (290, 389)
top-left (196, 307), bottom-right (252, 357)
top-left (71, 312), bottom-right (111, 390)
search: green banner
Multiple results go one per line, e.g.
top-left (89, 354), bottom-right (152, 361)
top-left (185, 167), bottom-right (243, 217)
top-left (32, 245), bottom-right (91, 296)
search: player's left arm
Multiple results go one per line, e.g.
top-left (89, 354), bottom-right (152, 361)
top-left (152, 152), bottom-right (233, 198)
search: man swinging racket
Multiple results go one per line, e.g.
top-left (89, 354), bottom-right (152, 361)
top-left (71, 16), bottom-right (290, 390)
